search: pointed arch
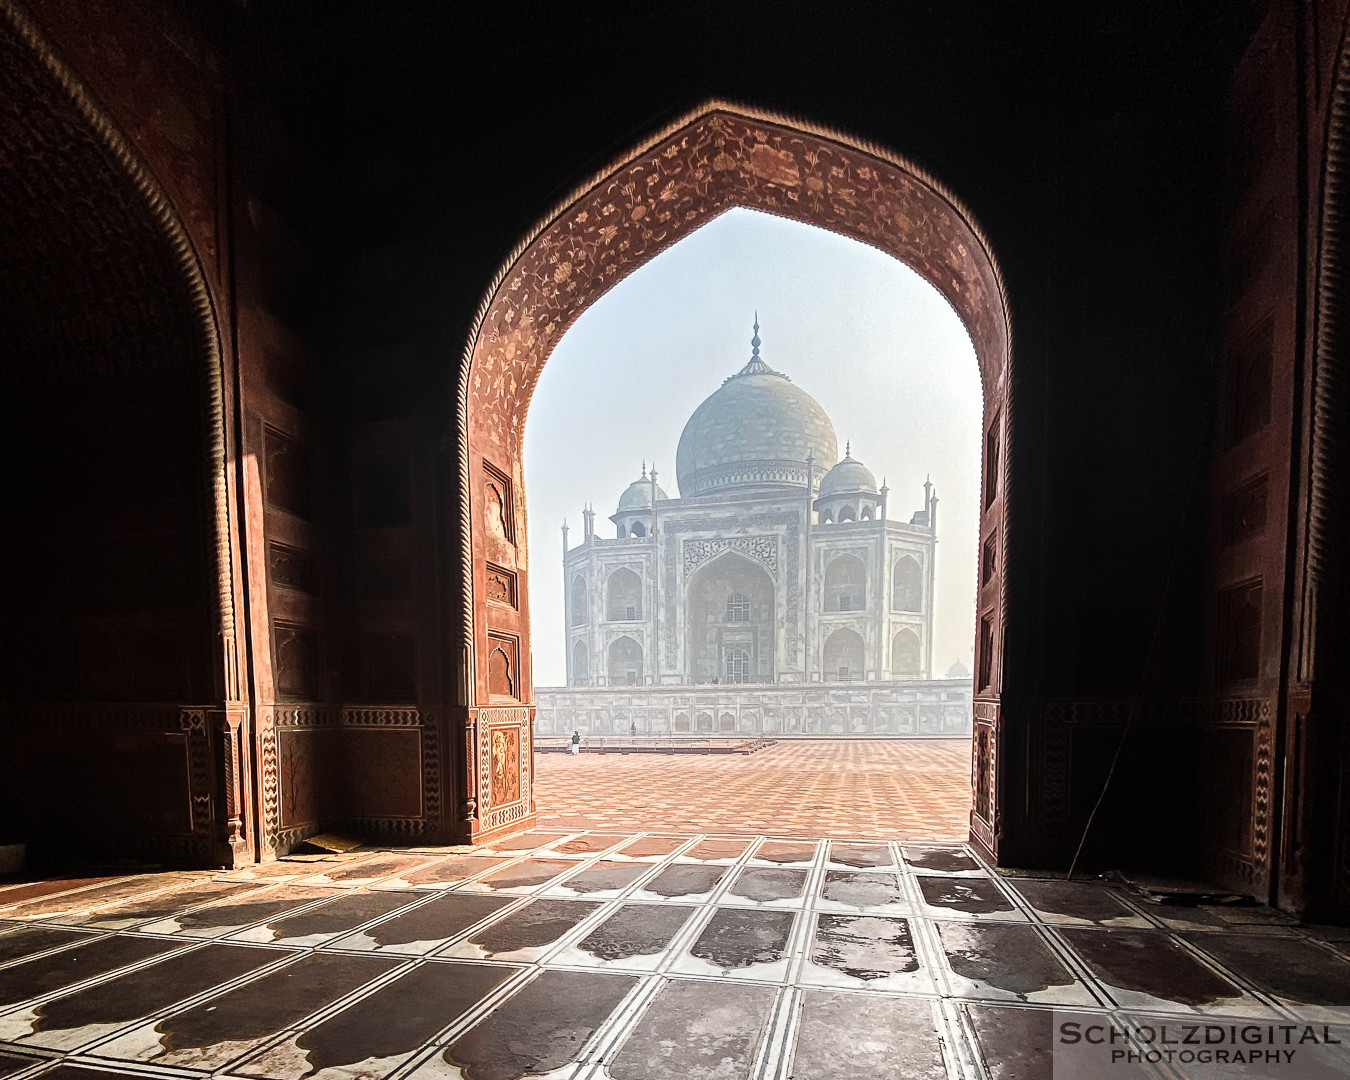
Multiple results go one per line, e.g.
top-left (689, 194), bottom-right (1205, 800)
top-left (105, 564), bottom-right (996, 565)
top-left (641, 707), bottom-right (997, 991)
top-left (823, 628), bottom-right (866, 682)
top-left (607, 636), bottom-right (644, 685)
top-left (605, 567), bottom-right (642, 621)
top-left (570, 639), bottom-right (589, 685)
top-left (686, 549), bottom-right (775, 684)
top-left (456, 100), bottom-right (1014, 855)
top-left (824, 554), bottom-right (867, 612)
top-left (893, 555), bottom-right (923, 612)
top-left (892, 628), bottom-right (922, 677)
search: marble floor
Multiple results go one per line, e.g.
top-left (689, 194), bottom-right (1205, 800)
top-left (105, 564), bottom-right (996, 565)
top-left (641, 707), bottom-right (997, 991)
top-left (534, 738), bottom-right (972, 839)
top-left (2, 832), bottom-right (1350, 1080)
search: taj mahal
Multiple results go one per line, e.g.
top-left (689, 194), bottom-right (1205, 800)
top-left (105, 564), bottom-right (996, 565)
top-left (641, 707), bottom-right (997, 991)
top-left (534, 320), bottom-right (973, 738)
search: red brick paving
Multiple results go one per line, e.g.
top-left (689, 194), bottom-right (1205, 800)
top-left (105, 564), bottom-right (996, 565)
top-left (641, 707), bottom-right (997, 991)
top-left (533, 738), bottom-right (972, 840)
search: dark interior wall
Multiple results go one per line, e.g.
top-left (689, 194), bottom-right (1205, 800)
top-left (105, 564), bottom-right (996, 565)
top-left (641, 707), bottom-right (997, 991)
top-left (0, 0), bottom-right (227, 860)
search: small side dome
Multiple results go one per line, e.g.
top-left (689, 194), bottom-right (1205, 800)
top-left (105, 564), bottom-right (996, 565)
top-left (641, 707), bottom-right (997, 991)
top-left (616, 465), bottom-right (668, 513)
top-left (818, 445), bottom-right (878, 497)
top-left (947, 658), bottom-right (972, 679)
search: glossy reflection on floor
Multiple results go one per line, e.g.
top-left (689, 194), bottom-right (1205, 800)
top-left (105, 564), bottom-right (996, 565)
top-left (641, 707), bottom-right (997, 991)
top-left (2, 832), bottom-right (1350, 1080)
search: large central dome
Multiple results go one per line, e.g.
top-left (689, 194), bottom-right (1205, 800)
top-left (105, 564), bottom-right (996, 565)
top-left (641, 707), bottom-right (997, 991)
top-left (676, 321), bottom-right (838, 497)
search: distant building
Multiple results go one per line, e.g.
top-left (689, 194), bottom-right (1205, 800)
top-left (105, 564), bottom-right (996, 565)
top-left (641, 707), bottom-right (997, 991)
top-left (537, 320), bottom-right (972, 738)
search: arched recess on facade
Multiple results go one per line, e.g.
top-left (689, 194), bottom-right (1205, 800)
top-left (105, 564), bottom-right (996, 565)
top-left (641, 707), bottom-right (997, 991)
top-left (570, 639), bottom-right (590, 685)
top-left (892, 629), bottom-right (922, 677)
top-left (569, 575), bottom-right (587, 625)
top-left (605, 567), bottom-right (643, 621)
top-left (824, 554), bottom-right (867, 612)
top-left (685, 550), bottom-right (775, 684)
top-left (607, 636), bottom-right (644, 685)
top-left (893, 555), bottom-right (923, 611)
top-left (823, 628), bottom-right (866, 682)
top-left (458, 100), bottom-right (1014, 853)
top-left (0, 1), bottom-right (241, 866)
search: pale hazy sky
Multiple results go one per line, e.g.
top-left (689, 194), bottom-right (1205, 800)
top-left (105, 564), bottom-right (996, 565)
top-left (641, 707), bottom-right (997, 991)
top-left (523, 207), bottom-right (982, 687)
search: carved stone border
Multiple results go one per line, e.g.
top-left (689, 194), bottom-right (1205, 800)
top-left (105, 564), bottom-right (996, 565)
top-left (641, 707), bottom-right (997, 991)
top-left (0, 0), bottom-right (237, 702)
top-left (15, 703), bottom-right (220, 861)
top-left (475, 705), bottom-right (532, 833)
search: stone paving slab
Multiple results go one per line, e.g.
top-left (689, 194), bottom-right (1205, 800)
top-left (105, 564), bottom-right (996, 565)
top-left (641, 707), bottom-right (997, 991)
top-left (1, 831), bottom-right (1349, 1080)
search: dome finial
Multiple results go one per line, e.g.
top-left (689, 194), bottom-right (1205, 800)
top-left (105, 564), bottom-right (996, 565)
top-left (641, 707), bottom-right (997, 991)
top-left (641, 459), bottom-right (647, 480)
top-left (845, 440), bottom-right (851, 458)
top-left (751, 313), bottom-right (761, 361)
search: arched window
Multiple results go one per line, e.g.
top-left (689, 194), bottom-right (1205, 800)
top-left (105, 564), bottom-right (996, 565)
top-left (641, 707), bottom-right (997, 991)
top-left (823, 628), bottom-right (866, 682)
top-left (607, 636), bottom-right (643, 685)
top-left (891, 628), bottom-right (921, 676)
top-left (570, 639), bottom-right (589, 685)
top-left (725, 593), bottom-right (751, 623)
top-left (719, 712), bottom-right (736, 731)
top-left (569, 575), bottom-right (587, 625)
top-left (725, 645), bottom-right (751, 683)
top-left (838, 505), bottom-right (856, 522)
top-left (630, 521), bottom-right (646, 537)
top-left (824, 555), bottom-right (867, 613)
top-left (892, 555), bottom-right (922, 612)
top-left (860, 505), bottom-right (874, 520)
top-left (606, 567), bottom-right (642, 621)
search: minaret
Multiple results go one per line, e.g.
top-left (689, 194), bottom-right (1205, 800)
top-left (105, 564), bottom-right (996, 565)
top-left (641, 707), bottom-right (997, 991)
top-left (880, 477), bottom-right (889, 521)
top-left (925, 479), bottom-right (938, 678)
top-left (582, 503), bottom-right (595, 540)
top-left (804, 447), bottom-right (814, 682)
top-left (561, 519), bottom-right (571, 684)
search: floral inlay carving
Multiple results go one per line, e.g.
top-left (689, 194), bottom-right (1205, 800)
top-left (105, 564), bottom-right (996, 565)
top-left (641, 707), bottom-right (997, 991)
top-left (683, 535), bottom-right (779, 576)
top-left (467, 107), bottom-right (1007, 450)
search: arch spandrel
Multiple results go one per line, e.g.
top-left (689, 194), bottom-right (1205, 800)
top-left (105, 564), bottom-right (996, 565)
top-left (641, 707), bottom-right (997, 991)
top-left (466, 104), bottom-right (1010, 451)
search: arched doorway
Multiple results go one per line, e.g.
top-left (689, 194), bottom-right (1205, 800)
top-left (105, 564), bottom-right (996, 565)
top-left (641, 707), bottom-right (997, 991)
top-left (685, 551), bottom-right (776, 684)
top-left (570, 639), bottom-right (589, 685)
top-left (0, 2), bottom-right (244, 864)
top-left (605, 567), bottom-right (642, 621)
top-left (458, 101), bottom-right (1011, 853)
top-left (607, 636), bottom-right (644, 685)
top-left (823, 554), bottom-right (867, 612)
top-left (892, 555), bottom-right (923, 611)
top-left (823, 628), bottom-right (867, 682)
top-left (892, 629), bottom-right (922, 677)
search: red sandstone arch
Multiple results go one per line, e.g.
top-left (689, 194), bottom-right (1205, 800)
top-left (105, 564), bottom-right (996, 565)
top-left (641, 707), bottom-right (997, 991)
top-left (456, 101), bottom-right (1012, 852)
top-left (0, 0), bottom-right (243, 862)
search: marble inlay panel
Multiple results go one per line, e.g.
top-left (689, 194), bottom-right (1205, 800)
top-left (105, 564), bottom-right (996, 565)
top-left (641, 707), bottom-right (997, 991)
top-left (0, 935), bottom-right (179, 1011)
top-left (552, 904), bottom-right (695, 972)
top-left (790, 992), bottom-right (948, 1080)
top-left (802, 914), bottom-right (936, 994)
top-left (608, 979), bottom-right (775, 1080)
top-left (1060, 927), bottom-right (1250, 1012)
top-left (631, 864), bottom-right (726, 901)
top-left (230, 891), bottom-right (419, 946)
top-left (431, 970), bottom-right (636, 1080)
top-left (827, 843), bottom-right (895, 869)
top-left (914, 876), bottom-right (1022, 920)
top-left (440, 900), bottom-right (601, 962)
top-left (0, 944), bottom-right (287, 1050)
top-left (332, 894), bottom-right (513, 955)
top-left (235, 961), bottom-right (515, 1080)
top-left (935, 921), bottom-right (1093, 1004)
top-left (92, 953), bottom-right (398, 1070)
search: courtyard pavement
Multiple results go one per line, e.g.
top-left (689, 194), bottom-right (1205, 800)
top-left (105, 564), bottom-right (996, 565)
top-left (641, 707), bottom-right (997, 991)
top-left (3, 835), bottom-right (1350, 1080)
top-left (533, 737), bottom-right (973, 840)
